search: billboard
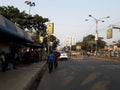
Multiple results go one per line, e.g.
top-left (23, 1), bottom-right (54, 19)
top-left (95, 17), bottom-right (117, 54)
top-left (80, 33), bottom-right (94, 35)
top-left (47, 23), bottom-right (54, 34)
top-left (39, 36), bottom-right (43, 43)
top-left (106, 29), bottom-right (112, 39)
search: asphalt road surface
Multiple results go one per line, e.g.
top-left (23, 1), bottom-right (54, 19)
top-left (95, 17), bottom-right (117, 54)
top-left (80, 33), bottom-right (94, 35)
top-left (37, 56), bottom-right (120, 90)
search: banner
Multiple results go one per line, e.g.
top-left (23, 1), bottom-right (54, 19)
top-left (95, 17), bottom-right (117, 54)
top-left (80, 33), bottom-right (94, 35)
top-left (113, 45), bottom-right (118, 51)
top-left (106, 29), bottom-right (112, 39)
top-left (95, 30), bottom-right (98, 41)
top-left (47, 23), bottom-right (54, 34)
top-left (39, 36), bottom-right (44, 43)
top-left (76, 45), bottom-right (81, 50)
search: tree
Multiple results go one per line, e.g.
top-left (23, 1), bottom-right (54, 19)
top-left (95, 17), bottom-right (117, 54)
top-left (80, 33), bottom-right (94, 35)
top-left (97, 37), bottom-right (106, 50)
top-left (82, 34), bottom-right (95, 51)
top-left (0, 6), bottom-right (20, 20)
top-left (48, 35), bottom-right (60, 50)
top-left (81, 34), bottom-right (106, 52)
top-left (0, 6), bottom-right (60, 48)
top-left (0, 6), bottom-right (49, 32)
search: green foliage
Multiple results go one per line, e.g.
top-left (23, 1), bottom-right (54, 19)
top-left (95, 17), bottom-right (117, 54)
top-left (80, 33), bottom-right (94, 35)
top-left (71, 45), bottom-right (76, 51)
top-left (0, 5), bottom-right (49, 32)
top-left (0, 5), bottom-right (60, 48)
top-left (0, 6), bottom-right (20, 20)
top-left (77, 34), bottom-right (106, 52)
top-left (49, 35), bottom-right (60, 50)
top-left (82, 34), bottom-right (95, 51)
top-left (97, 37), bottom-right (106, 49)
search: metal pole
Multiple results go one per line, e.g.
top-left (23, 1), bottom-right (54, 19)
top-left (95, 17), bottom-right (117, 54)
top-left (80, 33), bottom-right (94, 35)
top-left (70, 36), bottom-right (72, 52)
top-left (48, 45), bottom-right (49, 54)
top-left (47, 35), bottom-right (50, 54)
top-left (29, 5), bottom-right (31, 15)
top-left (95, 20), bottom-right (98, 55)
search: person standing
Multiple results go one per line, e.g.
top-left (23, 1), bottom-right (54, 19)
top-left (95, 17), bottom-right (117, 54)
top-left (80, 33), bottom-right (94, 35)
top-left (1, 51), bottom-right (9, 72)
top-left (47, 51), bottom-right (55, 73)
top-left (9, 51), bottom-right (17, 69)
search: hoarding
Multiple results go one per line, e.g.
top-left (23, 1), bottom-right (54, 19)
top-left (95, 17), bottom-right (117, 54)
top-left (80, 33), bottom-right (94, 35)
top-left (107, 29), bottom-right (112, 39)
top-left (47, 23), bottom-right (54, 34)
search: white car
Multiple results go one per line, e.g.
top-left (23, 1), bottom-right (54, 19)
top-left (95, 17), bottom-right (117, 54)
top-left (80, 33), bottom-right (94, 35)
top-left (59, 51), bottom-right (68, 60)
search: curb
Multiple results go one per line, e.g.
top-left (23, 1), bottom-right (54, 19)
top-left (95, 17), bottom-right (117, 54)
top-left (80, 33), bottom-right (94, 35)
top-left (24, 62), bottom-right (47, 90)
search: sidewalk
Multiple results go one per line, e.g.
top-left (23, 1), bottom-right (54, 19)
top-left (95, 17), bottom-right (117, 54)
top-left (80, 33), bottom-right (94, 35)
top-left (0, 61), bottom-right (47, 90)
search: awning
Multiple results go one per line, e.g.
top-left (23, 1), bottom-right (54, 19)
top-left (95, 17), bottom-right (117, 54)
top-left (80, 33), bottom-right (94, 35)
top-left (0, 14), bottom-right (33, 43)
top-left (24, 43), bottom-right (43, 48)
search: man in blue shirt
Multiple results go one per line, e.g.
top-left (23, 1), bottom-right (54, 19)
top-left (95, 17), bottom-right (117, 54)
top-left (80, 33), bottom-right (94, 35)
top-left (47, 51), bottom-right (55, 72)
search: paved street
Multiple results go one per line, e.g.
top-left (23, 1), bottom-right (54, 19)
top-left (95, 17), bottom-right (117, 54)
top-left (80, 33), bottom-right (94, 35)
top-left (37, 56), bottom-right (120, 90)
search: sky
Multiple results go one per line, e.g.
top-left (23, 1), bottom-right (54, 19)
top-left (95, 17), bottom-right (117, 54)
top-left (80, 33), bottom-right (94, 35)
top-left (1, 0), bottom-right (120, 47)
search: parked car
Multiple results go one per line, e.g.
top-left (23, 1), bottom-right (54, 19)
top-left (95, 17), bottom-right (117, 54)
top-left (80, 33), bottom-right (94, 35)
top-left (58, 51), bottom-right (68, 60)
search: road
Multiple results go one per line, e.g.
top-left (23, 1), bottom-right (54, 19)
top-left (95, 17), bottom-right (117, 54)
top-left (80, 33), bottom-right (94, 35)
top-left (37, 56), bottom-right (120, 90)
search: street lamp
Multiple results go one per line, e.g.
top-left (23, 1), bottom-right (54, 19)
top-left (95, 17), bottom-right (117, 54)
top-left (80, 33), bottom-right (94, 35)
top-left (25, 1), bottom-right (35, 15)
top-left (86, 15), bottom-right (110, 55)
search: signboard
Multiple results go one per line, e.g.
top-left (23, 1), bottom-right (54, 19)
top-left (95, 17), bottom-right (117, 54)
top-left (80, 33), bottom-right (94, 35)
top-left (113, 45), bottom-right (118, 51)
top-left (47, 23), bottom-right (54, 34)
top-left (76, 45), bottom-right (81, 50)
top-left (107, 29), bottom-right (112, 39)
top-left (95, 31), bottom-right (98, 41)
top-left (39, 36), bottom-right (43, 43)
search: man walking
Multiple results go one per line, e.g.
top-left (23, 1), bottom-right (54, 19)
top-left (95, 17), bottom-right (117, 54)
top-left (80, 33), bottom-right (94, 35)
top-left (47, 51), bottom-right (55, 73)
top-left (54, 51), bottom-right (60, 69)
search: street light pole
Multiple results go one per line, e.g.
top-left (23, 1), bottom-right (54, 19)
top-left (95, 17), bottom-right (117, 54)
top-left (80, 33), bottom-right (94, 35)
top-left (95, 20), bottom-right (98, 54)
top-left (86, 15), bottom-right (110, 55)
top-left (25, 1), bottom-right (35, 15)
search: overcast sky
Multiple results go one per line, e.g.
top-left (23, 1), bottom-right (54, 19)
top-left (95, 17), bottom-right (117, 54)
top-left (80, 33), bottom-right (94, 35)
top-left (1, 0), bottom-right (120, 46)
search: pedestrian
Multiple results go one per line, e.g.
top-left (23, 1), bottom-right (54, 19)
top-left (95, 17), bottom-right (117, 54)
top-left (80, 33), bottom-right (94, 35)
top-left (0, 51), bottom-right (5, 72)
top-left (23, 49), bottom-right (30, 64)
top-left (54, 51), bottom-right (60, 69)
top-left (47, 51), bottom-right (55, 73)
top-left (0, 51), bottom-right (9, 72)
top-left (87, 51), bottom-right (90, 57)
top-left (9, 51), bottom-right (17, 69)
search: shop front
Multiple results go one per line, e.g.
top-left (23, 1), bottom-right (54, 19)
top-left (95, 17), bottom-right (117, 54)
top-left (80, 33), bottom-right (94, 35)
top-left (0, 14), bottom-right (34, 71)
